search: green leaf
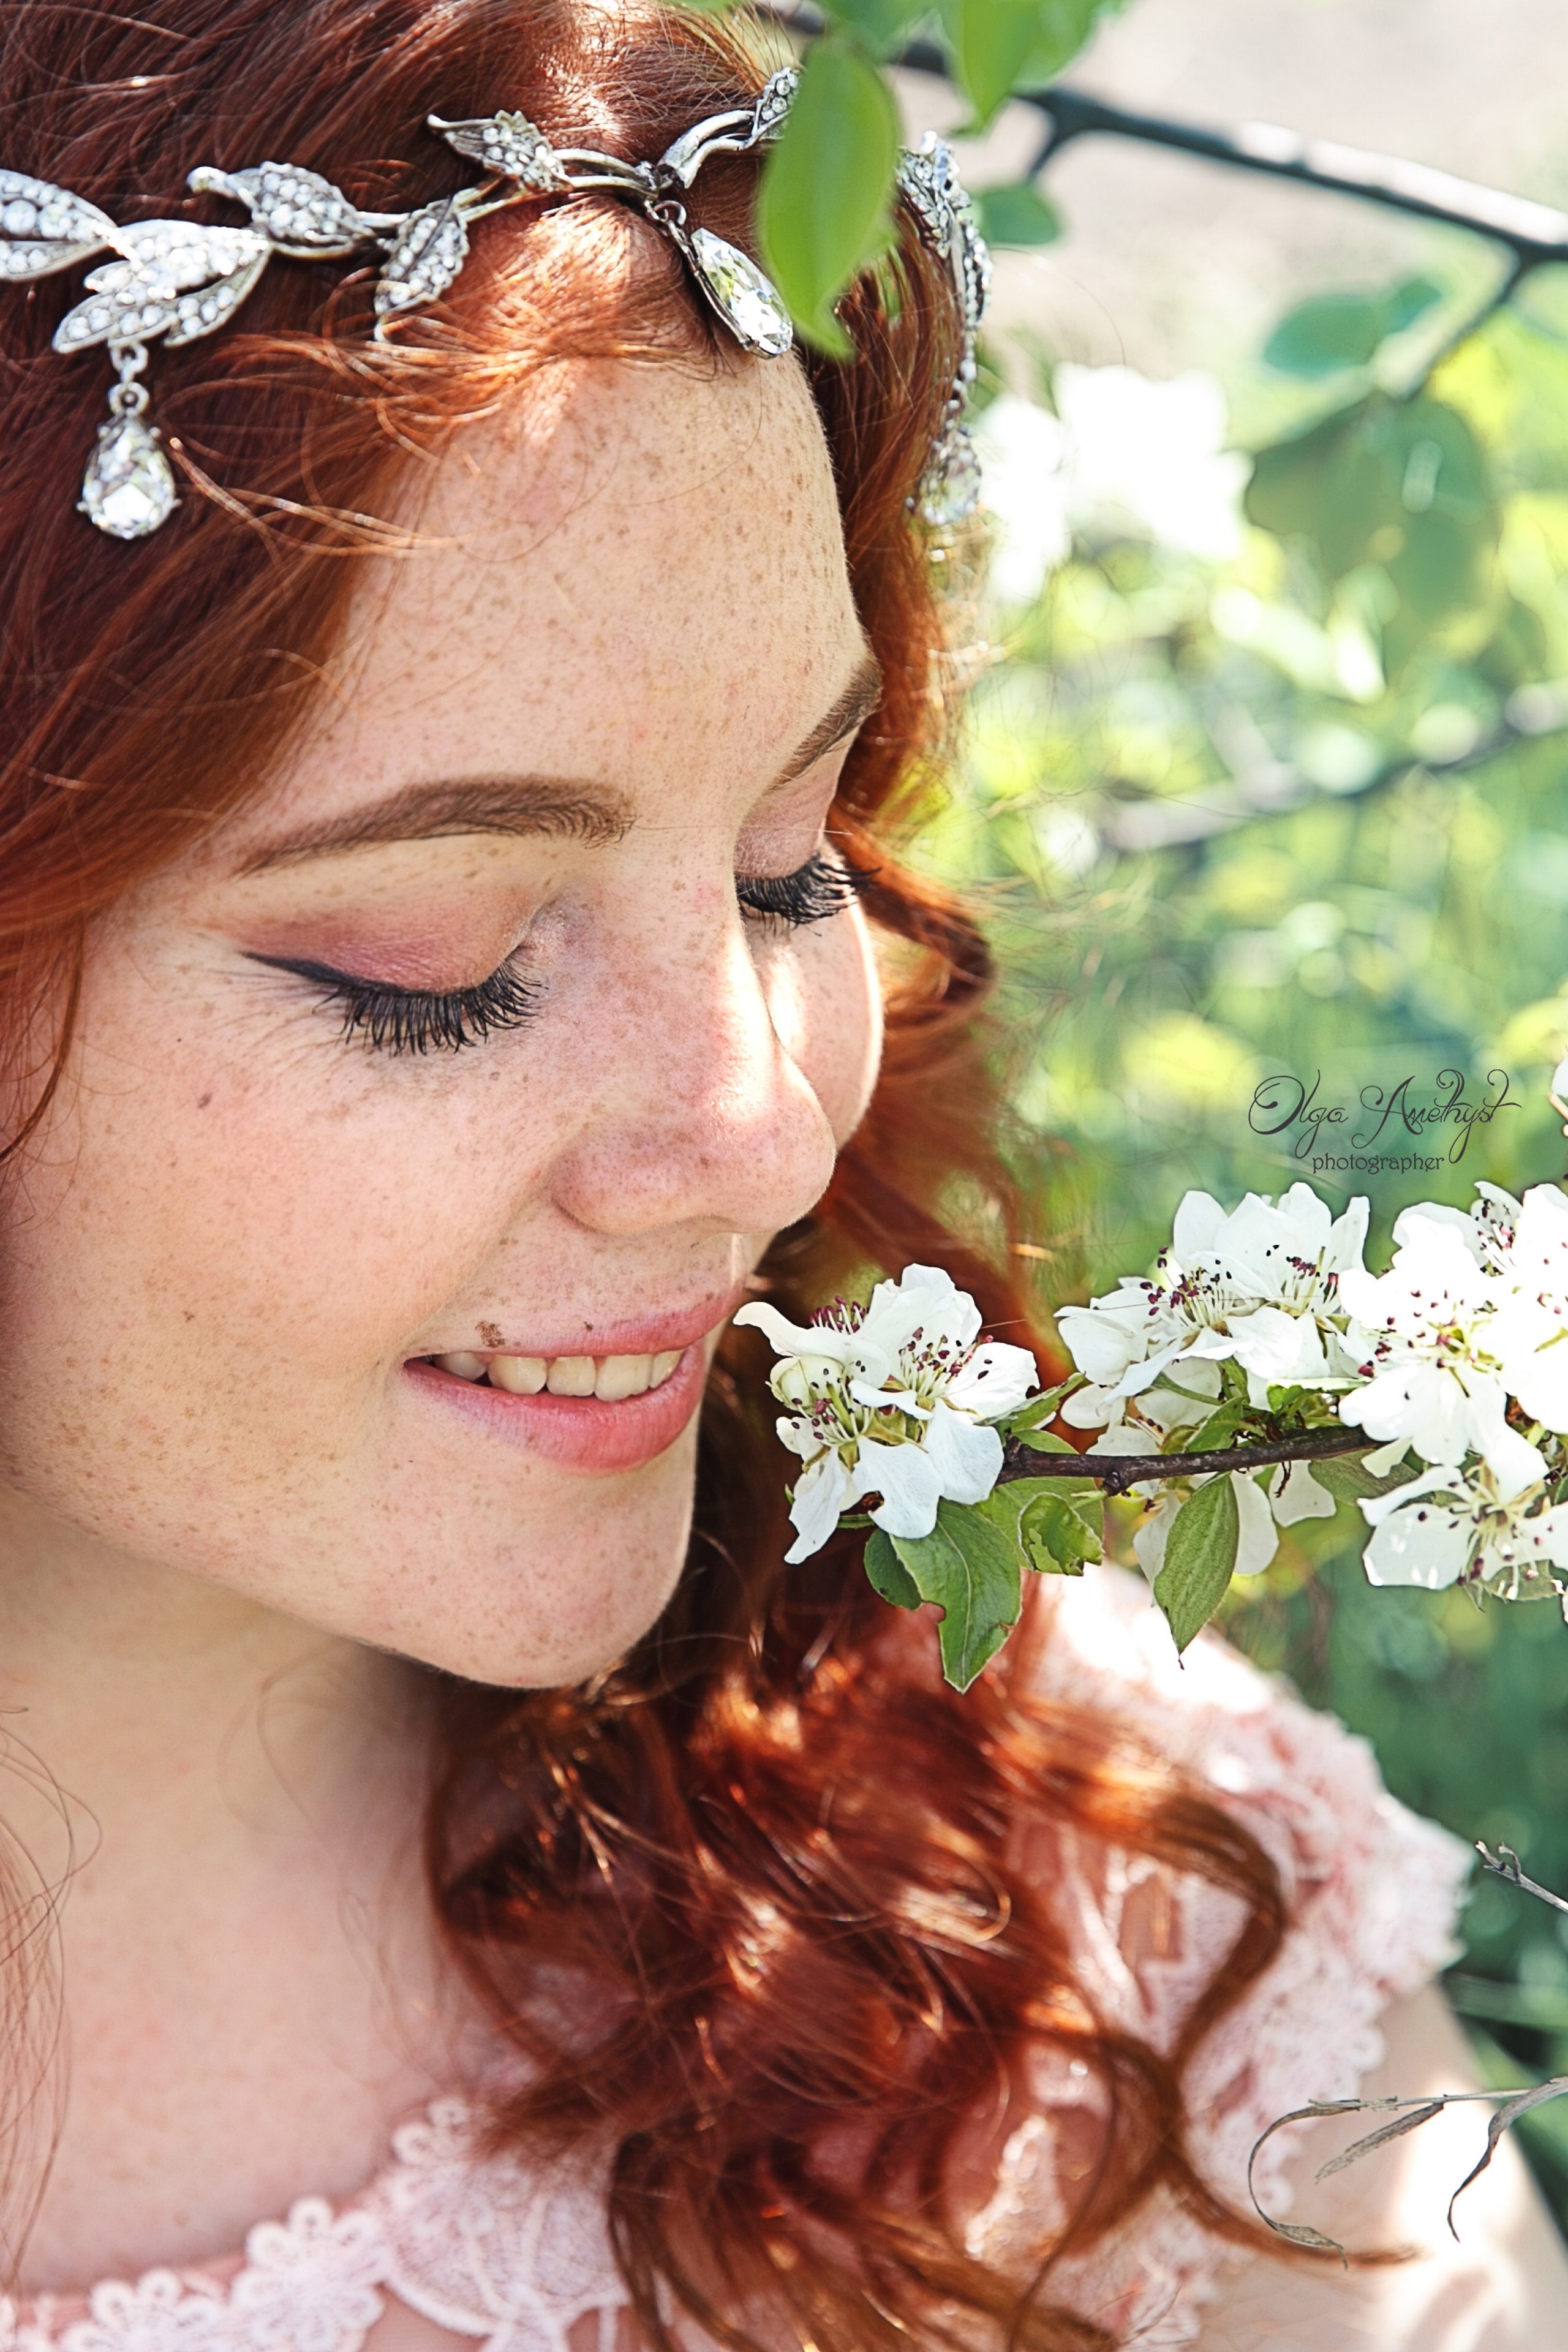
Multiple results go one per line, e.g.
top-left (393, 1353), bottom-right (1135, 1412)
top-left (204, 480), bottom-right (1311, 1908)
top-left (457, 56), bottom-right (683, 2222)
top-left (887, 1499), bottom-right (1024, 1690)
top-left (1016, 0), bottom-right (1108, 89)
top-left (1003, 1378), bottom-right (1080, 1439)
top-left (758, 34), bottom-right (900, 353)
top-left (940, 0), bottom-right (1106, 130)
top-left (1179, 1402), bottom-right (1251, 1453)
top-left (864, 1526), bottom-right (921, 1608)
top-left (1153, 1475), bottom-right (1240, 1654)
top-left (1263, 274), bottom-right (1443, 379)
top-left (1009, 1427), bottom-right (1079, 1455)
top-left (1246, 393), bottom-right (1494, 630)
top-left (818, 0), bottom-right (927, 58)
top-left (976, 179), bottom-right (1061, 247)
top-left (975, 1476), bottom-right (1101, 1574)
top-left (1387, 273), bottom-right (1444, 332)
top-left (940, 0), bottom-right (1045, 127)
top-left (1310, 1447), bottom-right (1414, 1502)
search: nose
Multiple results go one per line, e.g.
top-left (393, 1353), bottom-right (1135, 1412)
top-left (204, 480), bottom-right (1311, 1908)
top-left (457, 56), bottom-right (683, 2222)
top-left (546, 900), bottom-right (840, 1242)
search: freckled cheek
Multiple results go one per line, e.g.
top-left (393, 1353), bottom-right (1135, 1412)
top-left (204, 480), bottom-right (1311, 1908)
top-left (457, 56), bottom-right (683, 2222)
top-left (789, 912), bottom-right (883, 1147)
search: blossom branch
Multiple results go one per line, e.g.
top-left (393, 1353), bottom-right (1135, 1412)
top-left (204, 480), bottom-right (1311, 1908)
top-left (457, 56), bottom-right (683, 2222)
top-left (999, 1422), bottom-right (1374, 1499)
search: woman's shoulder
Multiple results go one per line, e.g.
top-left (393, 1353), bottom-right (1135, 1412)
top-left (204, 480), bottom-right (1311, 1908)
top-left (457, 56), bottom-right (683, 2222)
top-left (964, 1564), bottom-right (1473, 2347)
top-left (1023, 1561), bottom-right (1469, 1998)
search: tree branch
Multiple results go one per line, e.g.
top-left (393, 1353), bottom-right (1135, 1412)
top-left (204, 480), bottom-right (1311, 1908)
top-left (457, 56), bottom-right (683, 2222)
top-left (999, 1420), bottom-right (1374, 1498)
top-left (888, 39), bottom-right (1568, 270)
top-left (1475, 1842), bottom-right (1568, 1921)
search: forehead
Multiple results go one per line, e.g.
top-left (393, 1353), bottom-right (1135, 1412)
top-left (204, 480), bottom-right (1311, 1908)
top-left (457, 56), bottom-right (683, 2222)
top-left (277, 353), bottom-right (862, 821)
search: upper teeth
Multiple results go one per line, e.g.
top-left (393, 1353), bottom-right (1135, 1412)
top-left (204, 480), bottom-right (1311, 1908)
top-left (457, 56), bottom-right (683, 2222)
top-left (435, 1349), bottom-right (682, 1400)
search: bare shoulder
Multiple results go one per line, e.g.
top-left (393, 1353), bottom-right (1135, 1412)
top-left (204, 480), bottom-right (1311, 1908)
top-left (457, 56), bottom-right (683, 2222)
top-left (1200, 1985), bottom-right (1568, 2350)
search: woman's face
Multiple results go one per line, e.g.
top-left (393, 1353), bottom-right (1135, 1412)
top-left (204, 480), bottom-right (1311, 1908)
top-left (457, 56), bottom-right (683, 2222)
top-left (0, 354), bottom-right (882, 1685)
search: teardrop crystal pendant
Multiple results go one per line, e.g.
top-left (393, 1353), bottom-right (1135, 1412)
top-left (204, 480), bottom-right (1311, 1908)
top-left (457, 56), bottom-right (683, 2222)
top-left (687, 227), bottom-right (793, 359)
top-left (80, 410), bottom-right (176, 538)
top-left (916, 427), bottom-right (983, 530)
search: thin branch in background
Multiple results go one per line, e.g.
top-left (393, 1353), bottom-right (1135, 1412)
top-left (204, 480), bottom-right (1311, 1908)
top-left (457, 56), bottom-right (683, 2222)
top-left (1474, 1841), bottom-right (1568, 1921)
top-left (875, 47), bottom-right (1568, 272)
top-left (1250, 2079), bottom-right (1568, 2258)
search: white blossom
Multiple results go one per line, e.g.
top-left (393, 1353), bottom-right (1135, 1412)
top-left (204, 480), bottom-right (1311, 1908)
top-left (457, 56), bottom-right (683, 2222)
top-left (1055, 365), bottom-right (1249, 562)
top-left (974, 369), bottom-right (1249, 606)
top-left (1483, 1182), bottom-right (1568, 1431)
top-left (1337, 1209), bottom-right (1545, 1491)
top-left (736, 1265), bottom-right (1038, 1564)
top-left (1360, 1460), bottom-right (1568, 1597)
top-left (1057, 1183), bottom-right (1369, 1422)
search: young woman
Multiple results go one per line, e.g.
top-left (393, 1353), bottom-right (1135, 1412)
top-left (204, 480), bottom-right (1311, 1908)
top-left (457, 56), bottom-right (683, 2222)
top-left (0, 2), bottom-right (1563, 2345)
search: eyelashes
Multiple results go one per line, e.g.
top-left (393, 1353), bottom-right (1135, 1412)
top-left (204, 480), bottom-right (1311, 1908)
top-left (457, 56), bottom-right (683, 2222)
top-left (252, 850), bottom-right (873, 1059)
top-left (736, 849), bottom-right (874, 926)
top-left (249, 952), bottom-right (541, 1055)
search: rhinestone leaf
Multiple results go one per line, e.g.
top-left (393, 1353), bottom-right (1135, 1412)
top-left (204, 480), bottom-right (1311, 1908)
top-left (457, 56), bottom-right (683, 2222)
top-left (897, 137), bottom-right (991, 336)
top-left (53, 225), bottom-right (270, 351)
top-left (80, 412), bottom-right (177, 538)
top-left (750, 66), bottom-right (799, 142)
top-left (164, 249), bottom-right (271, 345)
top-left (429, 111), bottom-right (567, 194)
top-left (189, 162), bottom-right (374, 257)
top-left (375, 197), bottom-right (471, 318)
top-left (687, 227), bottom-right (792, 358)
top-left (917, 428), bottom-right (983, 530)
top-left (0, 169), bottom-right (116, 277)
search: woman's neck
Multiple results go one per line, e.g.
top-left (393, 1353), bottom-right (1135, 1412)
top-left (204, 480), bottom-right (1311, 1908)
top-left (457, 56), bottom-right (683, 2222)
top-left (0, 1480), bottom-right (481, 2292)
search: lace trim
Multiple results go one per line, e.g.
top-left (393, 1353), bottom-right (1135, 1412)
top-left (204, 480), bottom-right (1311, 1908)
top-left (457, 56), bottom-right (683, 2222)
top-left (962, 1567), bottom-right (1472, 2346)
top-left (1, 2100), bottom-right (630, 2352)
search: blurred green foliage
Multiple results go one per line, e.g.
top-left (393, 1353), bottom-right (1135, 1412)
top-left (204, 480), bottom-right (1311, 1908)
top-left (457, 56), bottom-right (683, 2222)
top-left (930, 258), bottom-right (1568, 2214)
top-left (739, 0), bottom-right (1123, 344)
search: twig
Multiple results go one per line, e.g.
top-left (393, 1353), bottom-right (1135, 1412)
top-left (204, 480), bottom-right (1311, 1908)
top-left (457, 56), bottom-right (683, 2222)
top-left (1474, 1841), bottom-right (1568, 1920)
top-left (878, 39), bottom-right (1568, 272)
top-left (998, 1422), bottom-right (1372, 1498)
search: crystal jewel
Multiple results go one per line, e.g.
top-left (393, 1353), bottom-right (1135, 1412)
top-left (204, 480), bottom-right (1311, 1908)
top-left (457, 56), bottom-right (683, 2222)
top-left (687, 228), bottom-right (791, 358)
top-left (431, 111), bottom-right (568, 194)
top-left (917, 428), bottom-right (982, 530)
top-left (80, 413), bottom-right (177, 538)
top-left (375, 197), bottom-right (470, 317)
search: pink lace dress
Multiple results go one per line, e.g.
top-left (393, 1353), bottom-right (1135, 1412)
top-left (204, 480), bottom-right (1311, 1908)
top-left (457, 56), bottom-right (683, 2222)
top-left (4, 1568), bottom-right (1471, 2352)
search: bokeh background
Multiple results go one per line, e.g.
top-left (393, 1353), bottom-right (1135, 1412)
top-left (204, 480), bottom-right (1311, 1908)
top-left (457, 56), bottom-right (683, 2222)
top-left (903, 0), bottom-right (1568, 2223)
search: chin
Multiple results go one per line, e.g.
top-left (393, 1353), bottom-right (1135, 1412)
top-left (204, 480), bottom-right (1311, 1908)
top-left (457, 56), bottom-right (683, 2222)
top-left (372, 1513), bottom-right (693, 1691)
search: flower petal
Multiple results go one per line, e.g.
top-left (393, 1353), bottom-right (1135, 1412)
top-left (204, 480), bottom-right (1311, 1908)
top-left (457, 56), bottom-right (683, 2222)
top-left (859, 1439), bottom-right (944, 1540)
top-left (1170, 1189), bottom-right (1229, 1261)
top-left (1132, 1494), bottom-right (1180, 1583)
top-left (1060, 1382), bottom-right (1124, 1430)
top-left (734, 1301), bottom-right (861, 1367)
top-left (1519, 1504), bottom-right (1568, 1569)
top-left (783, 1450), bottom-right (859, 1564)
top-left (1055, 1292), bottom-right (1153, 1385)
top-left (1231, 1471), bottom-right (1279, 1577)
top-left (944, 1341), bottom-right (1038, 1419)
top-left (1268, 1460), bottom-right (1336, 1525)
top-left (923, 1403), bottom-right (1005, 1504)
top-left (1362, 1494), bottom-right (1470, 1589)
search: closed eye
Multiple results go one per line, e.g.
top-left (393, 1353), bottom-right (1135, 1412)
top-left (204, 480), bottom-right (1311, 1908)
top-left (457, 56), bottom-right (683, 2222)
top-left (247, 952), bottom-right (541, 1054)
top-left (736, 850), bottom-right (875, 928)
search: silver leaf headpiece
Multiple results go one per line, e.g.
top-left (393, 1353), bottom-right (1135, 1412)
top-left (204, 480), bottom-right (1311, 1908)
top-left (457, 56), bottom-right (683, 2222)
top-left (0, 69), bottom-right (987, 541)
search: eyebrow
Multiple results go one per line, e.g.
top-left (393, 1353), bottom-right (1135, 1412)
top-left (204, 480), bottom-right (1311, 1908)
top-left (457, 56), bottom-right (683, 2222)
top-left (774, 649), bottom-right (884, 785)
top-left (238, 647), bottom-right (884, 873)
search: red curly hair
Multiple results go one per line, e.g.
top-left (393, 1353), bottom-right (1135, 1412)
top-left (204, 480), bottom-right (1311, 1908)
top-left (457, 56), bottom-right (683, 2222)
top-left (0, 3), bottom-right (1291, 2343)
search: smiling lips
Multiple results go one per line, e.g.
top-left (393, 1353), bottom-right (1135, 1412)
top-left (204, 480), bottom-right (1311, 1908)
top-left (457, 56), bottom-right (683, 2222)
top-left (409, 1303), bottom-right (733, 1472)
top-left (434, 1348), bottom-right (684, 1401)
